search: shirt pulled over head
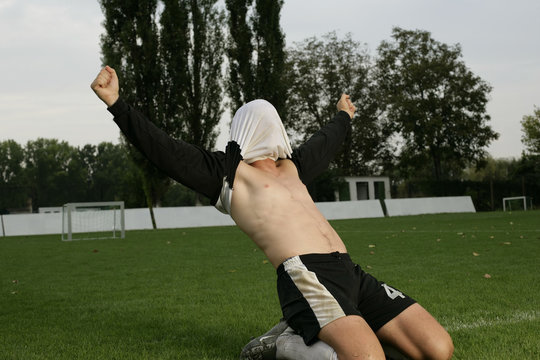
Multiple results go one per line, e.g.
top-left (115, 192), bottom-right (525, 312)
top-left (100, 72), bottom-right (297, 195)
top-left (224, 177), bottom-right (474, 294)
top-left (214, 99), bottom-right (292, 214)
top-left (230, 99), bottom-right (292, 164)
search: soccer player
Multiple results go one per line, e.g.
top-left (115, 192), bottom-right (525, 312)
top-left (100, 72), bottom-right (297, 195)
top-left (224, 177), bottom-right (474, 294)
top-left (91, 66), bottom-right (453, 360)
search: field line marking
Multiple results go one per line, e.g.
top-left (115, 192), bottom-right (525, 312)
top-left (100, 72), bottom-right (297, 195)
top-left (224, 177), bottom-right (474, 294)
top-left (444, 310), bottom-right (540, 332)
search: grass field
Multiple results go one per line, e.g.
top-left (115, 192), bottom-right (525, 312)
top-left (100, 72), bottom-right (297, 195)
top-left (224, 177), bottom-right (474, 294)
top-left (1, 210), bottom-right (539, 359)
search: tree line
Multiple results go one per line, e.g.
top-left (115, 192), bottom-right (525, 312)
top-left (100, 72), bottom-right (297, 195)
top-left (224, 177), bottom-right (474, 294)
top-left (2, 0), bottom-right (539, 215)
top-left (1, 134), bottom-right (537, 214)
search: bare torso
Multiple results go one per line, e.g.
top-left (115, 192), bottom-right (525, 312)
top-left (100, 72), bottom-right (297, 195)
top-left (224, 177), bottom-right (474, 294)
top-left (230, 158), bottom-right (347, 268)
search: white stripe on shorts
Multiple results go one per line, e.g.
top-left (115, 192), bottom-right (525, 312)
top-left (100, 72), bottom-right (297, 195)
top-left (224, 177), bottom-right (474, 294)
top-left (283, 256), bottom-right (346, 328)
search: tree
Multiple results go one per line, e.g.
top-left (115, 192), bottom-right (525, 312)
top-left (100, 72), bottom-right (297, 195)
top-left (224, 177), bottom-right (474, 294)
top-left (0, 140), bottom-right (27, 213)
top-left (99, 0), bottom-right (225, 225)
top-left (24, 139), bottom-right (86, 211)
top-left (225, 0), bottom-right (254, 111)
top-left (252, 0), bottom-right (286, 116)
top-left (517, 107), bottom-right (540, 205)
top-left (461, 156), bottom-right (517, 181)
top-left (159, 0), bottom-right (191, 135)
top-left (160, 0), bottom-right (225, 149)
top-left (161, 182), bottom-right (211, 206)
top-left (375, 27), bottom-right (499, 181)
top-left (514, 153), bottom-right (540, 198)
top-left (1, 139), bottom-right (159, 212)
top-left (286, 32), bottom-right (388, 176)
top-left (100, 0), bottom-right (166, 227)
top-left (160, 0), bottom-right (225, 205)
top-left (78, 142), bottom-right (146, 207)
top-left (225, 0), bottom-right (287, 118)
top-left (521, 106), bottom-right (540, 155)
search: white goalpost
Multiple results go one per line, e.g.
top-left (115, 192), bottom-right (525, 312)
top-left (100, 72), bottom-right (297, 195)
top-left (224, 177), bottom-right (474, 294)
top-left (62, 201), bottom-right (125, 241)
top-left (502, 196), bottom-right (533, 212)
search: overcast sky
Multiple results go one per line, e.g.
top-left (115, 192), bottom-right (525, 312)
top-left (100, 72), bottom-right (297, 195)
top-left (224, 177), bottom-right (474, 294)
top-left (0, 0), bottom-right (538, 159)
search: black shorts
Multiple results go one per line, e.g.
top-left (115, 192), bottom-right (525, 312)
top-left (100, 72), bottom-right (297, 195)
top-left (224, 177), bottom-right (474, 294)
top-left (276, 252), bottom-right (416, 345)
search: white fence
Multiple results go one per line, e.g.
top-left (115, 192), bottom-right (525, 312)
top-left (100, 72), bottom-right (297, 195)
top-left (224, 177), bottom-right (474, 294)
top-left (384, 196), bottom-right (476, 216)
top-left (1, 197), bottom-right (476, 237)
top-left (316, 200), bottom-right (385, 219)
top-left (1, 212), bottom-right (61, 236)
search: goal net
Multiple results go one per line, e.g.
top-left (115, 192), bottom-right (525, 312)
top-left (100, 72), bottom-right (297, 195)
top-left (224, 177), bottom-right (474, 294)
top-left (62, 201), bottom-right (125, 241)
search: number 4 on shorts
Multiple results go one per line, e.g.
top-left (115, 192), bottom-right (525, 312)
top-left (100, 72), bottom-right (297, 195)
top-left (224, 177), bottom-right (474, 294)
top-left (382, 283), bottom-right (405, 300)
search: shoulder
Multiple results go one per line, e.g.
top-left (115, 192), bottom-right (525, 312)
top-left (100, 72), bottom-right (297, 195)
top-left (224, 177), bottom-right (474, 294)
top-left (277, 159), bottom-right (300, 176)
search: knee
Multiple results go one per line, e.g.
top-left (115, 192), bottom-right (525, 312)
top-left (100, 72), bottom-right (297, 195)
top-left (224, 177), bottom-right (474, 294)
top-left (424, 334), bottom-right (454, 360)
top-left (440, 337), bottom-right (455, 360)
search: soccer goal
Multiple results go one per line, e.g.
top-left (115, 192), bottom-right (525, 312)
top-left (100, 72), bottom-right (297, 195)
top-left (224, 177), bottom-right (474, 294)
top-left (62, 201), bottom-right (125, 241)
top-left (502, 196), bottom-right (533, 212)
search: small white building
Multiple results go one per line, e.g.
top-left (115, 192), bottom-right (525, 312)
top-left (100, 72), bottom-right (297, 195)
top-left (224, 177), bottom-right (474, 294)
top-left (337, 176), bottom-right (391, 201)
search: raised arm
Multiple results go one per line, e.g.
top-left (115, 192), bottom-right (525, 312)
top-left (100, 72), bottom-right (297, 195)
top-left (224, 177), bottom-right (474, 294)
top-left (91, 67), bottom-right (225, 204)
top-left (292, 94), bottom-right (356, 184)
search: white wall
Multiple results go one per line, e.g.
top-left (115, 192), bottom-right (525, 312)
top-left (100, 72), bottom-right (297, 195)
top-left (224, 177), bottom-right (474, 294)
top-left (384, 196), bottom-right (476, 216)
top-left (1, 212), bottom-right (62, 236)
top-left (316, 200), bottom-right (385, 219)
top-left (1, 197), bottom-right (476, 237)
top-left (1, 201), bottom-right (385, 237)
top-left (152, 207), bottom-right (235, 229)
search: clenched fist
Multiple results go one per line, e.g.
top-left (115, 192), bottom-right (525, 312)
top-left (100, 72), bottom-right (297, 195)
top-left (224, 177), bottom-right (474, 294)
top-left (336, 94), bottom-right (356, 119)
top-left (91, 66), bottom-right (119, 107)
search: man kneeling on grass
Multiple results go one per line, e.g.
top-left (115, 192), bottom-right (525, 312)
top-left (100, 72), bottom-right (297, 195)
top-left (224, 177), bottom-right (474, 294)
top-left (91, 66), bottom-right (454, 360)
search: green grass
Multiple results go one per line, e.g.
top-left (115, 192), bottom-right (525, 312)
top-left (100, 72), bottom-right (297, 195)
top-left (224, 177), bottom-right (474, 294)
top-left (1, 211), bottom-right (539, 359)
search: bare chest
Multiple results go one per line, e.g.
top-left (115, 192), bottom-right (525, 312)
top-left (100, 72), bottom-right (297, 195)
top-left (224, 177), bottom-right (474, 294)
top-left (237, 160), bottom-right (310, 204)
top-left (229, 160), bottom-right (345, 266)
top-left (228, 160), bottom-right (319, 226)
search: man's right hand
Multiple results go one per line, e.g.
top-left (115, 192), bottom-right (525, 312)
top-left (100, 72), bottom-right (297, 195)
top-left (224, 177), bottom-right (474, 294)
top-left (91, 66), bottom-right (120, 107)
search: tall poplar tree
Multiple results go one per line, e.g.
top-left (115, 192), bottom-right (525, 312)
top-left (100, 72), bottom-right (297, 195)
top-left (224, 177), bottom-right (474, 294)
top-left (99, 0), bottom-right (165, 228)
top-left (252, 0), bottom-right (286, 116)
top-left (225, 0), bottom-right (287, 118)
top-left (225, 0), bottom-right (254, 112)
top-left (99, 0), bottom-right (225, 225)
top-left (160, 0), bottom-right (225, 149)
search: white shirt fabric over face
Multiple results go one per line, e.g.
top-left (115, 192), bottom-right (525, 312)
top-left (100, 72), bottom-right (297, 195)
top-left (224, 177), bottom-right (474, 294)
top-left (215, 99), bottom-right (292, 214)
top-left (230, 99), bottom-right (292, 164)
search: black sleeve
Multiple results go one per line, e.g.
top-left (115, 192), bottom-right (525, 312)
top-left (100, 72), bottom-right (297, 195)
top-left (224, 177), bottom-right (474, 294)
top-left (291, 111), bottom-right (352, 185)
top-left (108, 98), bottom-right (225, 204)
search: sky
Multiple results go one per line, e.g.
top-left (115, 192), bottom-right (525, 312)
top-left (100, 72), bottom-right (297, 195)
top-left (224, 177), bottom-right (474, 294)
top-left (0, 0), bottom-right (538, 159)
